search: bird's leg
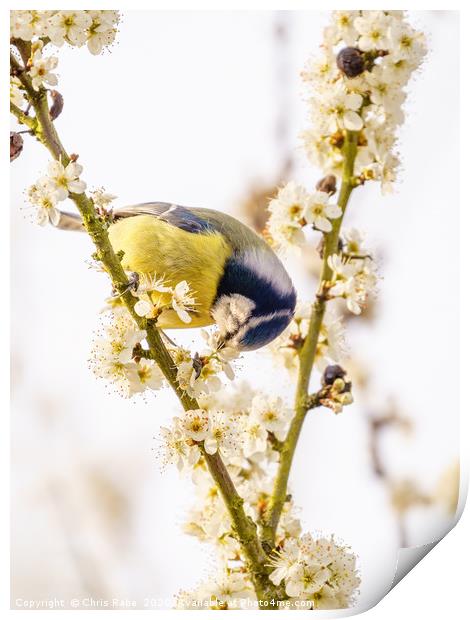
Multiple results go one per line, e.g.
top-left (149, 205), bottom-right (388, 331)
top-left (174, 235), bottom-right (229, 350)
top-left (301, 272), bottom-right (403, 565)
top-left (112, 271), bottom-right (140, 297)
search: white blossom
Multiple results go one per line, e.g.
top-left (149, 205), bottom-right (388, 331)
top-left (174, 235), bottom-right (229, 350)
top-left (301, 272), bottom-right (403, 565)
top-left (267, 183), bottom-right (342, 252)
top-left (47, 11), bottom-right (92, 47)
top-left (343, 227), bottom-right (367, 257)
top-left (315, 82), bottom-right (364, 132)
top-left (354, 11), bottom-right (392, 51)
top-left (176, 570), bottom-right (256, 610)
top-left (328, 253), bottom-right (377, 315)
top-left (27, 178), bottom-right (61, 226)
top-left (171, 280), bottom-right (196, 323)
top-left (269, 538), bottom-right (301, 586)
top-left (250, 394), bottom-right (293, 441)
top-left (174, 349), bottom-right (222, 398)
top-left (29, 41), bottom-right (59, 91)
top-left (90, 308), bottom-right (164, 397)
top-left (132, 278), bottom-right (197, 322)
top-left (269, 533), bottom-right (360, 609)
top-left (307, 191), bottom-right (341, 233)
top-left (90, 187), bottom-right (117, 210)
top-left (10, 10), bottom-right (120, 56)
top-left (10, 11), bottom-right (52, 41)
top-left (172, 334), bottom-right (239, 398)
top-left (327, 11), bottom-right (360, 46)
top-left (46, 160), bottom-right (86, 200)
top-left (315, 310), bottom-right (348, 372)
top-left (204, 411), bottom-right (240, 458)
top-left (134, 298), bottom-right (153, 318)
top-left (267, 181), bottom-right (311, 251)
top-left (242, 414), bottom-right (268, 458)
top-left (127, 360), bottom-right (164, 393)
top-left (201, 330), bottom-right (239, 380)
top-left (86, 10), bottom-right (120, 55)
top-left (160, 422), bottom-right (200, 472)
top-left (180, 409), bottom-right (210, 442)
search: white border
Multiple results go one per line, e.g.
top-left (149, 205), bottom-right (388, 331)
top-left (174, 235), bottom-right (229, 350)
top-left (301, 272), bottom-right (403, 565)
top-left (4, 4), bottom-right (468, 618)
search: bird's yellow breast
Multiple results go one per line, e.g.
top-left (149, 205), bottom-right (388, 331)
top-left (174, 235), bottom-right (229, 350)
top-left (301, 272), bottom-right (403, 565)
top-left (108, 215), bottom-right (232, 328)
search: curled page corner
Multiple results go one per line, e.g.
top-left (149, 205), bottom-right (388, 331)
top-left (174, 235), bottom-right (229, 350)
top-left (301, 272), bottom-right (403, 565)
top-left (391, 514), bottom-right (461, 592)
top-left (391, 541), bottom-right (439, 590)
top-left (391, 479), bottom-right (467, 591)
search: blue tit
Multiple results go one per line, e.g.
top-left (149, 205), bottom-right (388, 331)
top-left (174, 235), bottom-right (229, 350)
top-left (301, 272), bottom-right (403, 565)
top-left (58, 202), bottom-right (296, 351)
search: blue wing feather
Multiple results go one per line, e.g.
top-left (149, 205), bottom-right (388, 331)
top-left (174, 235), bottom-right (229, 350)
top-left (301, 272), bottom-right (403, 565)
top-left (113, 202), bottom-right (214, 234)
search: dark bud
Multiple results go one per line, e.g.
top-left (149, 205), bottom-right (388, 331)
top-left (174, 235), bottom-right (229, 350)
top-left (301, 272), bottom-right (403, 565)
top-left (10, 131), bottom-right (23, 162)
top-left (132, 342), bottom-right (144, 362)
top-left (330, 130), bottom-right (345, 149)
top-left (337, 47), bottom-right (365, 78)
top-left (49, 90), bottom-right (64, 121)
top-left (316, 174), bottom-right (337, 195)
top-left (322, 364), bottom-right (346, 386)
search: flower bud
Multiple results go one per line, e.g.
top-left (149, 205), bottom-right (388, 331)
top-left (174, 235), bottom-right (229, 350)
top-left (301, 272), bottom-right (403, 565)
top-left (316, 174), bottom-right (337, 195)
top-left (322, 364), bottom-right (346, 386)
top-left (332, 377), bottom-right (346, 393)
top-left (49, 90), bottom-right (64, 121)
top-left (10, 131), bottom-right (23, 162)
top-left (339, 392), bottom-right (354, 406)
top-left (336, 47), bottom-right (365, 78)
top-left (329, 131), bottom-right (344, 148)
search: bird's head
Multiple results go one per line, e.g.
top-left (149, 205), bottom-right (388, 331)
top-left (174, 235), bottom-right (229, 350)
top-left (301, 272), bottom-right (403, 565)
top-left (211, 249), bottom-right (297, 352)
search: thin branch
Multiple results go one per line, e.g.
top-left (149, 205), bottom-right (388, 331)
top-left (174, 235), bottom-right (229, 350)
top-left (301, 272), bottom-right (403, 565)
top-left (10, 102), bottom-right (37, 131)
top-left (261, 131), bottom-right (358, 548)
top-left (10, 47), bottom-right (281, 605)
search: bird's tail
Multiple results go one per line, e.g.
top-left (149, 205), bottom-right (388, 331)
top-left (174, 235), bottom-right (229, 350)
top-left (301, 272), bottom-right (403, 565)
top-left (55, 210), bottom-right (85, 232)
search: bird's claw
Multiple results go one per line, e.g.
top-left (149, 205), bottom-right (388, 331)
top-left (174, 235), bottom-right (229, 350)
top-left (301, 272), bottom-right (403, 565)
top-left (112, 272), bottom-right (140, 297)
top-left (192, 352), bottom-right (204, 380)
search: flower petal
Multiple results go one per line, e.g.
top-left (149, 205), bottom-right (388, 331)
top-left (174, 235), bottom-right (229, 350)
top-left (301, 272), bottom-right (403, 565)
top-left (134, 299), bottom-right (152, 317)
top-left (344, 110), bottom-right (364, 131)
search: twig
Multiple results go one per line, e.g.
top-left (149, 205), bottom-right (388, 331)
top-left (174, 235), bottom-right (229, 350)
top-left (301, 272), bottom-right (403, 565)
top-left (261, 131), bottom-right (358, 548)
top-left (9, 47), bottom-right (280, 606)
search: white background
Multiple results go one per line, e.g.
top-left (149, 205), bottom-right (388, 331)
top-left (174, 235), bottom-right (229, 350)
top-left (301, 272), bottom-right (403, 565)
top-left (7, 7), bottom-right (464, 617)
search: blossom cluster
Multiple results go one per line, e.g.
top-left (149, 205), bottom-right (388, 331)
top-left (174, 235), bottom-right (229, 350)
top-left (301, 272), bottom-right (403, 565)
top-left (327, 228), bottom-right (377, 315)
top-left (268, 533), bottom-right (360, 608)
top-left (160, 387), bottom-right (294, 471)
top-left (171, 330), bottom-right (239, 398)
top-left (159, 381), bottom-right (360, 610)
top-left (267, 181), bottom-right (340, 253)
top-left (163, 386), bottom-right (314, 608)
top-left (269, 302), bottom-right (347, 375)
top-left (176, 570), bottom-right (257, 610)
top-left (90, 304), bottom-right (238, 400)
top-left (10, 10), bottom-right (119, 56)
top-left (302, 10), bottom-right (426, 192)
top-left (10, 11), bottom-right (119, 107)
top-left (27, 159), bottom-right (86, 225)
top-left (90, 307), bottom-right (165, 398)
top-left (319, 365), bottom-right (354, 414)
top-left (132, 275), bottom-right (198, 324)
